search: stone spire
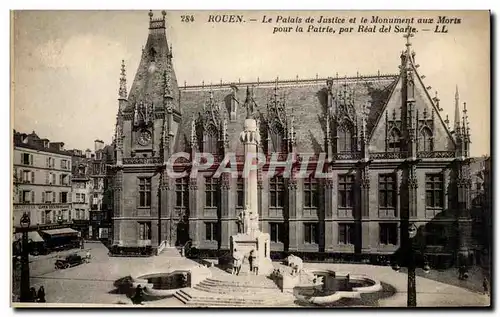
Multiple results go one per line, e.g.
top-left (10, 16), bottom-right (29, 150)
top-left (454, 85), bottom-right (461, 133)
top-left (119, 60), bottom-right (127, 99)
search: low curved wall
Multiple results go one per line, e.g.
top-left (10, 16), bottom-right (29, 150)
top-left (295, 269), bottom-right (382, 306)
top-left (132, 265), bottom-right (211, 298)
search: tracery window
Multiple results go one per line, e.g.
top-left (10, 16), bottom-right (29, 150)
top-left (338, 120), bottom-right (355, 152)
top-left (419, 127), bottom-right (433, 152)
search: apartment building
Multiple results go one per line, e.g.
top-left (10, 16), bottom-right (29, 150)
top-left (13, 131), bottom-right (73, 230)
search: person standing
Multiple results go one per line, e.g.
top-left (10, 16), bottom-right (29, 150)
top-left (252, 251), bottom-right (259, 275)
top-left (37, 286), bottom-right (46, 303)
top-left (483, 276), bottom-right (490, 296)
top-left (29, 287), bottom-right (37, 302)
top-left (248, 250), bottom-right (255, 273)
top-left (132, 285), bottom-right (144, 305)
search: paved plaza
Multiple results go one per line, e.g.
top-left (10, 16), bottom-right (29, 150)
top-left (21, 242), bottom-right (490, 307)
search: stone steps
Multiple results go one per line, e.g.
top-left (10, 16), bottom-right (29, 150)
top-left (174, 289), bottom-right (275, 307)
top-left (203, 277), bottom-right (277, 288)
top-left (173, 274), bottom-right (288, 307)
top-left (193, 283), bottom-right (274, 295)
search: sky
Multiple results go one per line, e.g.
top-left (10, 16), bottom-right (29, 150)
top-left (12, 10), bottom-right (490, 156)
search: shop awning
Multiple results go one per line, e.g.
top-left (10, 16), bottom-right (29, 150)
top-left (41, 228), bottom-right (79, 237)
top-left (14, 231), bottom-right (45, 243)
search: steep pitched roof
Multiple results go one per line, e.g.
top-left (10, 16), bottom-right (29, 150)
top-left (175, 75), bottom-right (397, 154)
top-left (124, 13), bottom-right (179, 113)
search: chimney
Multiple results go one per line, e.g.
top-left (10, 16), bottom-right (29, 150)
top-left (94, 139), bottom-right (104, 152)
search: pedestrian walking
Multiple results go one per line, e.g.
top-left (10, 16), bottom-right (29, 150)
top-left (37, 286), bottom-right (46, 303)
top-left (132, 285), bottom-right (144, 305)
top-left (29, 287), bottom-right (37, 302)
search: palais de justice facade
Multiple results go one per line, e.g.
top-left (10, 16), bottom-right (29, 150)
top-left (109, 12), bottom-right (475, 264)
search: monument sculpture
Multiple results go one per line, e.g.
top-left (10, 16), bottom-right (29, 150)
top-left (229, 97), bottom-right (273, 276)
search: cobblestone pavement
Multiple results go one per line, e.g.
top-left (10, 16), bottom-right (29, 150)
top-left (23, 243), bottom-right (490, 307)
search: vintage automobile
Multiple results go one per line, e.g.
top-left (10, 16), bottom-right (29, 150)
top-left (54, 253), bottom-right (85, 269)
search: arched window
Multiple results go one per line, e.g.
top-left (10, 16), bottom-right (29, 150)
top-left (388, 128), bottom-right (401, 152)
top-left (204, 125), bottom-right (219, 155)
top-left (269, 122), bottom-right (285, 153)
top-left (419, 127), bottom-right (433, 152)
top-left (338, 120), bottom-right (355, 153)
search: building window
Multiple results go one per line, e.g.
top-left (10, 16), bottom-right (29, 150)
top-left (388, 128), bottom-right (401, 152)
top-left (60, 159), bottom-right (69, 170)
top-left (47, 157), bottom-right (54, 168)
top-left (379, 223), bottom-right (398, 245)
top-left (43, 210), bottom-right (51, 224)
top-left (21, 190), bottom-right (32, 203)
top-left (76, 193), bottom-right (86, 203)
top-left (426, 174), bottom-right (443, 208)
top-left (304, 223), bottom-right (319, 244)
top-left (205, 222), bottom-right (218, 241)
top-left (60, 192), bottom-right (68, 203)
top-left (269, 123), bottom-right (285, 153)
top-left (338, 120), bottom-right (355, 152)
top-left (175, 177), bottom-right (189, 208)
top-left (139, 222), bottom-right (152, 240)
top-left (138, 178), bottom-right (151, 207)
top-left (269, 176), bottom-right (285, 208)
top-left (379, 174), bottom-right (396, 208)
top-left (304, 177), bottom-right (319, 208)
top-left (269, 222), bottom-right (285, 243)
top-left (60, 174), bottom-right (70, 186)
top-left (204, 125), bottom-right (219, 155)
top-left (94, 178), bottom-right (99, 189)
top-left (419, 127), bottom-right (433, 152)
top-left (205, 177), bottom-right (218, 207)
top-left (338, 223), bottom-right (356, 245)
top-left (42, 191), bottom-right (54, 203)
top-left (22, 170), bottom-right (34, 184)
top-left (338, 174), bottom-right (355, 208)
top-left (47, 172), bottom-right (56, 185)
top-left (22, 153), bottom-right (32, 165)
top-left (93, 163), bottom-right (100, 175)
top-left (236, 178), bottom-right (244, 207)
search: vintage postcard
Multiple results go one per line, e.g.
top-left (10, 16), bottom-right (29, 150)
top-left (11, 10), bottom-right (491, 308)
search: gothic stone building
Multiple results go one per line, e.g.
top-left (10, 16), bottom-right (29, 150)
top-left (109, 12), bottom-right (474, 264)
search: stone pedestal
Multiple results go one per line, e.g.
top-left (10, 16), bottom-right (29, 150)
top-left (230, 232), bottom-right (273, 276)
top-left (229, 116), bottom-right (273, 276)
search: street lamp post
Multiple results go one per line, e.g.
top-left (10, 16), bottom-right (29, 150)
top-left (407, 222), bottom-right (417, 307)
top-left (19, 212), bottom-right (31, 302)
top-left (393, 222), bottom-right (419, 307)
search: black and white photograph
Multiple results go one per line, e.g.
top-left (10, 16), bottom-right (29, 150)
top-left (10, 9), bottom-right (491, 308)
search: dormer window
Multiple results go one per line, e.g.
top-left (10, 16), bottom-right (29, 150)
top-left (388, 128), bottom-right (402, 152)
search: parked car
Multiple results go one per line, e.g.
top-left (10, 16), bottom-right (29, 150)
top-left (54, 253), bottom-right (85, 269)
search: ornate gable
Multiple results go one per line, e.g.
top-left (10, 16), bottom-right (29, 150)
top-left (368, 30), bottom-right (456, 157)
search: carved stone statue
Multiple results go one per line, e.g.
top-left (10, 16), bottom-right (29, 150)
top-left (248, 208), bottom-right (259, 236)
top-left (243, 205), bottom-right (251, 234)
top-left (236, 210), bottom-right (243, 233)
